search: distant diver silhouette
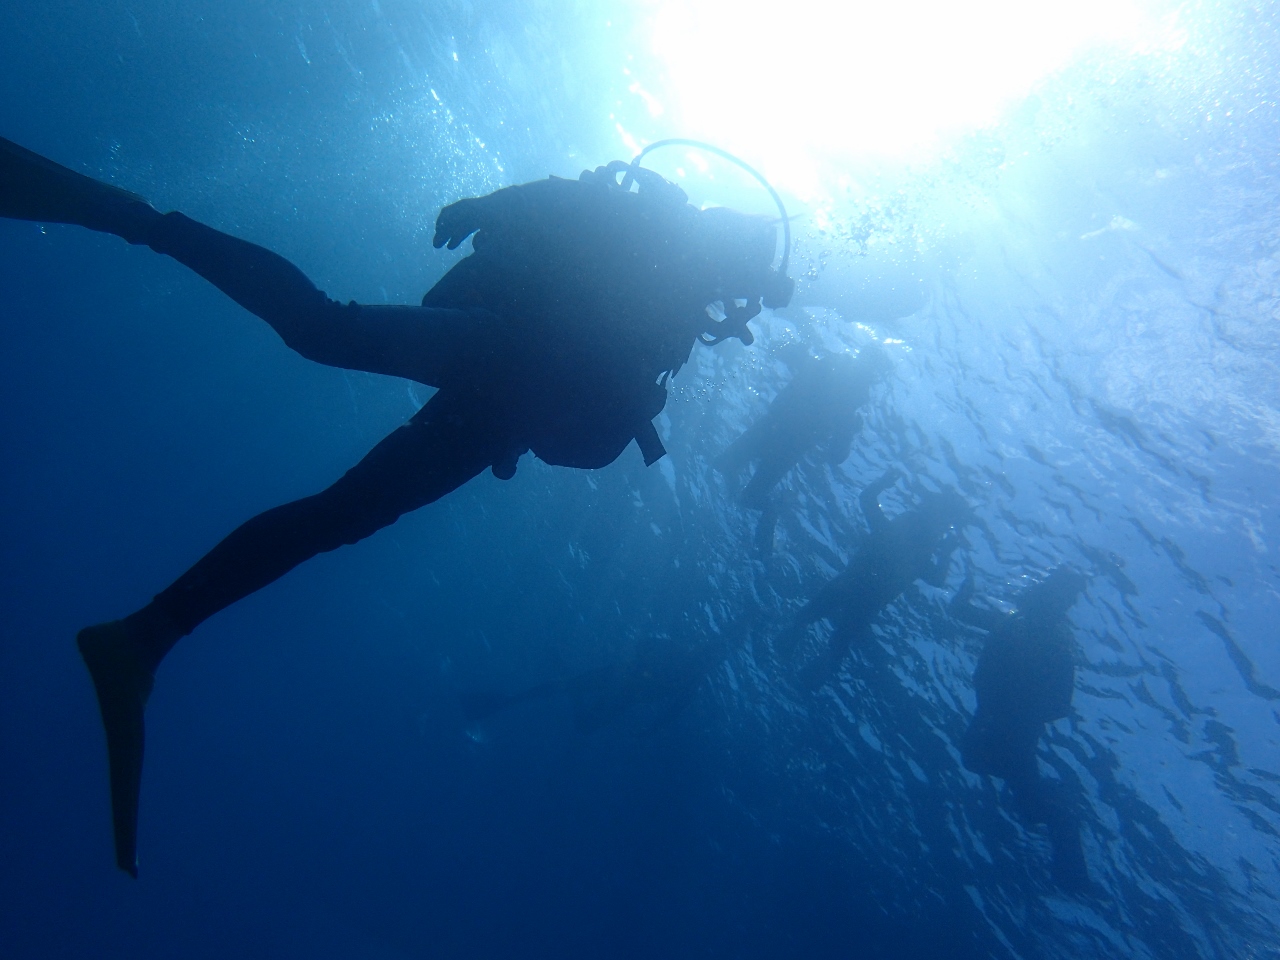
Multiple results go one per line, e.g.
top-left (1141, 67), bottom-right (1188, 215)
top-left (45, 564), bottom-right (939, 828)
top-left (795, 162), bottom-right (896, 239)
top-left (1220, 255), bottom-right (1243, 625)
top-left (956, 566), bottom-right (1090, 889)
top-left (0, 135), bottom-right (794, 876)
top-left (781, 470), bottom-right (966, 687)
top-left (716, 345), bottom-right (890, 553)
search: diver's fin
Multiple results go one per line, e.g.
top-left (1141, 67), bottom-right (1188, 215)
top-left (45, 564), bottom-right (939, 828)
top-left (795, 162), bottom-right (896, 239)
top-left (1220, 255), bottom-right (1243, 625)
top-left (753, 508), bottom-right (779, 557)
top-left (0, 136), bottom-right (157, 240)
top-left (1015, 776), bottom-right (1090, 890)
top-left (77, 620), bottom-right (155, 878)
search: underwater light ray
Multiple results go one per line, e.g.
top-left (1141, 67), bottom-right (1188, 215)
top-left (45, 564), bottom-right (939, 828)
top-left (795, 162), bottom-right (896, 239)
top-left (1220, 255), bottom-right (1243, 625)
top-left (648, 0), bottom-right (1158, 194)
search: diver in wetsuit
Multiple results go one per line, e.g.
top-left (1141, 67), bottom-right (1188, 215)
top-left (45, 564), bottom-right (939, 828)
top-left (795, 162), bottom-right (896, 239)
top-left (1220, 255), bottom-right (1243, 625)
top-left (0, 136), bottom-right (793, 876)
top-left (716, 346), bottom-right (890, 553)
top-left (781, 470), bottom-right (966, 687)
top-left (957, 566), bottom-right (1090, 889)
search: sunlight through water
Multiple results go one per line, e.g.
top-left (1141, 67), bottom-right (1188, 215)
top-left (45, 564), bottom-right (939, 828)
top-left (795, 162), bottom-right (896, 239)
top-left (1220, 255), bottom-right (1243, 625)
top-left (648, 0), bottom-right (1178, 196)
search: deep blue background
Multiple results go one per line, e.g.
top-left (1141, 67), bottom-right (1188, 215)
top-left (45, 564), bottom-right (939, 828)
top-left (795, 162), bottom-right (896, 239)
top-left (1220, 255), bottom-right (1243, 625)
top-left (3, 2), bottom-right (1280, 958)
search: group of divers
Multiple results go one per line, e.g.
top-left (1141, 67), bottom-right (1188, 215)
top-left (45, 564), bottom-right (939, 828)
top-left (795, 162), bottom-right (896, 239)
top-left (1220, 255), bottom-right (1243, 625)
top-left (1, 135), bottom-right (1089, 889)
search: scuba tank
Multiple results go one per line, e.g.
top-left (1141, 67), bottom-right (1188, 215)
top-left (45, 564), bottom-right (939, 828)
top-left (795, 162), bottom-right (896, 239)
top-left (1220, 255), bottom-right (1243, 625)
top-left (423, 140), bottom-right (795, 472)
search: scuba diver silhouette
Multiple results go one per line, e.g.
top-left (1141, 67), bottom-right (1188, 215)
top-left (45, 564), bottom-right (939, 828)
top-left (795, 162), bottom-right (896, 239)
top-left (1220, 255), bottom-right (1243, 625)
top-left (956, 566), bottom-right (1090, 890)
top-left (781, 470), bottom-right (966, 688)
top-left (716, 345), bottom-right (890, 553)
top-left (0, 135), bottom-right (794, 876)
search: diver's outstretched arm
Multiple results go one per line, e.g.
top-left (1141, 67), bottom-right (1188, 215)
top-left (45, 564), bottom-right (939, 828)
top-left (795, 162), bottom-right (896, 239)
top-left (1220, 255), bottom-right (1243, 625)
top-left (77, 390), bottom-right (499, 876)
top-left (1, 136), bottom-right (483, 386)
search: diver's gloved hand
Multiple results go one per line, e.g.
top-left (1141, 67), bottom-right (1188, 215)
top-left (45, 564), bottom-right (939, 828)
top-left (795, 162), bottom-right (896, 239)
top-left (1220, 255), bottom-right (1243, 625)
top-left (433, 196), bottom-right (489, 250)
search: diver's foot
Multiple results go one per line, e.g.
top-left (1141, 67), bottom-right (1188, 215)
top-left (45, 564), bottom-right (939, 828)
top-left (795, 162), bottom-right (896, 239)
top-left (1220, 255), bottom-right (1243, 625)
top-left (0, 136), bottom-right (159, 240)
top-left (77, 620), bottom-right (156, 878)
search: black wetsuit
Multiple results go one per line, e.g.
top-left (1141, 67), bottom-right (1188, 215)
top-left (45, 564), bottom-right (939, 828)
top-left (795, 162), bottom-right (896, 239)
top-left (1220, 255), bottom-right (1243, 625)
top-left (122, 211), bottom-right (498, 636)
top-left (38, 166), bottom-right (780, 639)
top-left (718, 351), bottom-right (883, 552)
top-left (720, 353), bottom-right (876, 508)
top-left (3, 137), bottom-right (792, 876)
top-left (784, 474), bottom-right (965, 685)
top-left (958, 570), bottom-right (1089, 888)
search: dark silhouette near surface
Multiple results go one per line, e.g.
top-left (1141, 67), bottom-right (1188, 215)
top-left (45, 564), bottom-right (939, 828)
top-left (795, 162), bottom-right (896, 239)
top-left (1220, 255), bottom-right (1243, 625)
top-left (460, 632), bottom-right (737, 735)
top-left (0, 135), bottom-right (792, 875)
top-left (717, 347), bottom-right (890, 553)
top-left (957, 567), bottom-right (1090, 890)
top-left (781, 471), bottom-right (966, 687)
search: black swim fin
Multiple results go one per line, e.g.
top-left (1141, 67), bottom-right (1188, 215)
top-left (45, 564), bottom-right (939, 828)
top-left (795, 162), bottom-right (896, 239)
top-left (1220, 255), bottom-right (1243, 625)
top-left (0, 135), bottom-right (157, 240)
top-left (77, 621), bottom-right (155, 878)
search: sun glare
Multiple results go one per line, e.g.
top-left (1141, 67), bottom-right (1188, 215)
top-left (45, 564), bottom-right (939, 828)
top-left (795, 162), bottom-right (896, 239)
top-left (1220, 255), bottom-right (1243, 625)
top-left (647, 0), bottom-right (1158, 196)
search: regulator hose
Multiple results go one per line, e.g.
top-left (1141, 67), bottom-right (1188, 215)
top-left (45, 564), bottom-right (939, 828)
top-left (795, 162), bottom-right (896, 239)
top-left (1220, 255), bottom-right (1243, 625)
top-left (621, 138), bottom-right (791, 278)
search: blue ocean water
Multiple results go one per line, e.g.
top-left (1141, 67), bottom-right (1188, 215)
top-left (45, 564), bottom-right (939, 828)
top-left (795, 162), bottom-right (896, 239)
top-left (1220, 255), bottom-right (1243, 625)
top-left (2, 2), bottom-right (1279, 958)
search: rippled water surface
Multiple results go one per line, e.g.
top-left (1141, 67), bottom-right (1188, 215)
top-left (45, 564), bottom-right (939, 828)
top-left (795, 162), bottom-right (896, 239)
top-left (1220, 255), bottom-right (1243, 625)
top-left (1, 2), bottom-right (1278, 958)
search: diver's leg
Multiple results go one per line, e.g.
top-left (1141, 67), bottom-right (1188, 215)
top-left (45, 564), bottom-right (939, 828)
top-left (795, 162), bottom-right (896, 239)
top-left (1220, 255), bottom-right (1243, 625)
top-left (713, 435), bottom-right (752, 478)
top-left (77, 394), bottom-right (498, 876)
top-left (740, 457), bottom-right (788, 510)
top-left (798, 624), bottom-right (864, 691)
top-left (139, 213), bottom-right (484, 384)
top-left (0, 136), bottom-right (159, 239)
top-left (1044, 806), bottom-right (1089, 890)
top-left (157, 398), bottom-right (495, 638)
top-left (1, 136), bottom-right (480, 385)
top-left (1009, 770), bottom-right (1089, 890)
